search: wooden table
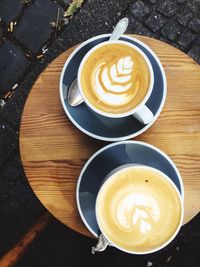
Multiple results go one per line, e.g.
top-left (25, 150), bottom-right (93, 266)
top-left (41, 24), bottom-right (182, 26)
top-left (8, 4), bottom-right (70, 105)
top-left (20, 35), bottom-right (200, 238)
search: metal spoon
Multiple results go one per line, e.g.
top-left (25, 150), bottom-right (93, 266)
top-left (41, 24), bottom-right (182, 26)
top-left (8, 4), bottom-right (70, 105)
top-left (67, 17), bottom-right (129, 107)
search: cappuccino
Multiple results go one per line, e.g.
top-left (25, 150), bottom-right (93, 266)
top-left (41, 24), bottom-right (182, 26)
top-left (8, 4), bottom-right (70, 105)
top-left (96, 166), bottom-right (183, 253)
top-left (80, 42), bottom-right (151, 115)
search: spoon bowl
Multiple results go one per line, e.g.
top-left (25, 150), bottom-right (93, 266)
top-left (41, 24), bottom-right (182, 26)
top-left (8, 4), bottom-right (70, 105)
top-left (67, 79), bottom-right (84, 106)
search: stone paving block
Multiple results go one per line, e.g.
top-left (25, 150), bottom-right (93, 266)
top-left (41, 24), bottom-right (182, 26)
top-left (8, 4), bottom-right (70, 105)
top-left (0, 123), bottom-right (17, 168)
top-left (0, 179), bottom-right (9, 201)
top-left (178, 30), bottom-right (197, 49)
top-left (14, 0), bottom-right (64, 53)
top-left (177, 8), bottom-right (193, 26)
top-left (0, 0), bottom-right (23, 24)
top-left (189, 18), bottom-right (200, 33)
top-left (0, 40), bottom-right (28, 94)
top-left (161, 20), bottom-right (182, 40)
top-left (14, 206), bottom-right (40, 234)
top-left (126, 11), bottom-right (154, 37)
top-left (195, 33), bottom-right (200, 45)
top-left (188, 45), bottom-right (200, 63)
top-left (26, 194), bottom-right (46, 216)
top-left (145, 12), bottom-right (166, 32)
top-left (61, 0), bottom-right (71, 6)
top-left (157, 0), bottom-right (179, 17)
top-left (186, 0), bottom-right (200, 14)
top-left (177, 0), bottom-right (185, 4)
top-left (0, 186), bottom-right (43, 257)
top-left (130, 0), bottom-right (150, 19)
top-left (1, 155), bottom-right (20, 183)
top-left (9, 177), bottom-right (34, 204)
top-left (134, 23), bottom-right (154, 37)
top-left (147, 0), bottom-right (158, 4)
top-left (0, 196), bottom-right (20, 223)
top-left (0, 26), bottom-right (2, 39)
top-left (0, 67), bottom-right (42, 129)
top-left (125, 12), bottom-right (142, 32)
top-left (0, 215), bottom-right (29, 257)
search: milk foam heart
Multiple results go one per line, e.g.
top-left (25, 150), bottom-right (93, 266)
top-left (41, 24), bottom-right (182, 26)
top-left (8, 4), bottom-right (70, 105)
top-left (80, 43), bottom-right (151, 115)
top-left (116, 192), bottom-right (160, 233)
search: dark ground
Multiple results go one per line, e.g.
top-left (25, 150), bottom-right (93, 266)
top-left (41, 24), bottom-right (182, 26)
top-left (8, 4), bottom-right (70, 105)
top-left (0, 0), bottom-right (199, 266)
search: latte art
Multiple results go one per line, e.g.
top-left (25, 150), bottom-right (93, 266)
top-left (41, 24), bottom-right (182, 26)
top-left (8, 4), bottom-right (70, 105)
top-left (116, 193), bottom-right (160, 233)
top-left (93, 56), bottom-right (136, 106)
top-left (80, 43), bottom-right (151, 114)
top-left (96, 166), bottom-right (182, 253)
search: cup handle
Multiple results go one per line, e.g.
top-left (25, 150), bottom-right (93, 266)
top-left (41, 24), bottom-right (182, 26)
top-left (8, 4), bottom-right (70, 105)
top-left (91, 234), bottom-right (110, 254)
top-left (132, 105), bottom-right (154, 125)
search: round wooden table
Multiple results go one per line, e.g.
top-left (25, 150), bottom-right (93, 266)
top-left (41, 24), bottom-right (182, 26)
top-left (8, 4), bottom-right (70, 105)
top-left (20, 35), bottom-right (200, 238)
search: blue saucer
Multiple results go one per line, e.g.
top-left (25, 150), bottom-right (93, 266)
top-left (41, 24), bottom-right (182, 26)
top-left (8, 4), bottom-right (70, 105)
top-left (76, 141), bottom-right (184, 237)
top-left (60, 34), bottom-right (167, 141)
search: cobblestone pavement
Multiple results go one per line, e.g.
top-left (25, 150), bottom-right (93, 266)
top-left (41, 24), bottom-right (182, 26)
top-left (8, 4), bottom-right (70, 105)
top-left (0, 0), bottom-right (199, 266)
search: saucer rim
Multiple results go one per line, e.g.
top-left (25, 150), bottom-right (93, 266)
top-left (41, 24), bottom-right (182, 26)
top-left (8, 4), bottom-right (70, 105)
top-left (59, 34), bottom-right (167, 141)
top-left (76, 140), bottom-right (184, 238)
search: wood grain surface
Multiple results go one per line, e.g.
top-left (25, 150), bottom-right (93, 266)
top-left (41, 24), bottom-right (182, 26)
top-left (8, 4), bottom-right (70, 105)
top-left (20, 35), bottom-right (200, 238)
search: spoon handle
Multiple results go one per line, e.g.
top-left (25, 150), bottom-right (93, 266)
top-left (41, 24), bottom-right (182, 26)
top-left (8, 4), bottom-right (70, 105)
top-left (91, 234), bottom-right (110, 254)
top-left (109, 18), bottom-right (129, 41)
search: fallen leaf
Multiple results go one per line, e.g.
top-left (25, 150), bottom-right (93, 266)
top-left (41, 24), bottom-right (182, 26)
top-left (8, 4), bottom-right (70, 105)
top-left (64, 0), bottom-right (84, 17)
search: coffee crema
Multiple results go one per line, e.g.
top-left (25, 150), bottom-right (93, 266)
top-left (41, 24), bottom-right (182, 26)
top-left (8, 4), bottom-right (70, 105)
top-left (96, 166), bottom-right (182, 253)
top-left (80, 43), bottom-right (150, 114)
